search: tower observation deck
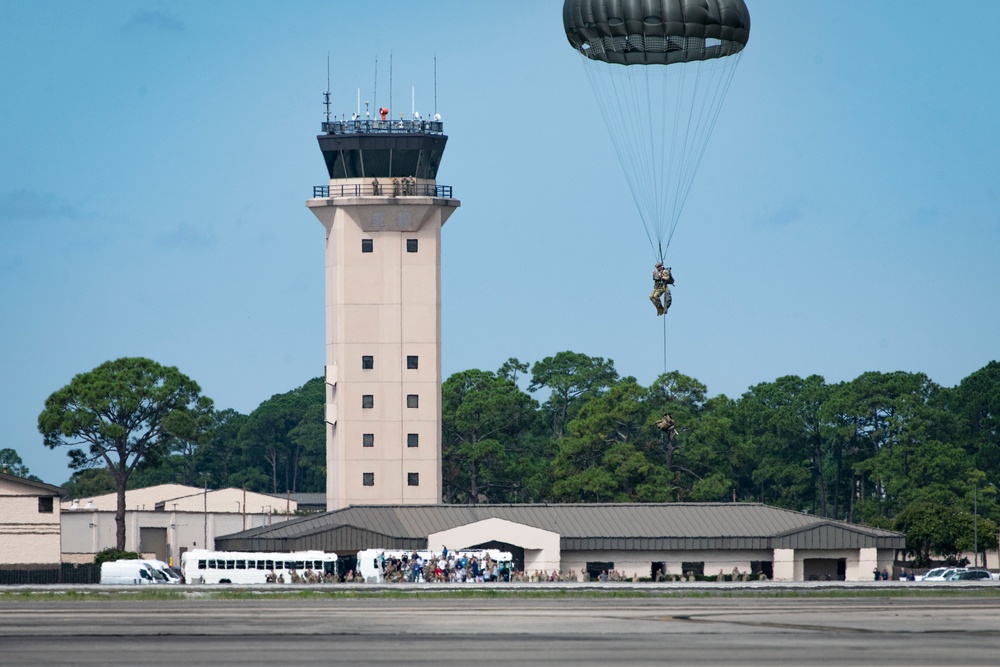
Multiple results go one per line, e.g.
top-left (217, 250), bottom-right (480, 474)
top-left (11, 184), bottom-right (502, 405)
top-left (312, 119), bottom-right (452, 198)
top-left (307, 112), bottom-right (460, 511)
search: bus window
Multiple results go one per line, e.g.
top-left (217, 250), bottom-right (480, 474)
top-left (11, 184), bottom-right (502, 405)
top-left (198, 560), bottom-right (207, 570)
top-left (235, 560), bottom-right (246, 570)
top-left (256, 561), bottom-right (266, 570)
top-left (226, 560), bottom-right (235, 570)
top-left (293, 561), bottom-right (305, 570)
top-left (266, 560), bottom-right (275, 570)
top-left (208, 560), bottom-right (217, 569)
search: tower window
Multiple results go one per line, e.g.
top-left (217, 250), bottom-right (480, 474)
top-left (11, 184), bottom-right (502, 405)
top-left (362, 394), bottom-right (374, 409)
top-left (407, 433), bottom-right (419, 448)
top-left (407, 473), bottom-right (419, 486)
top-left (406, 394), bottom-right (419, 408)
top-left (406, 355), bottom-right (418, 369)
top-left (362, 355), bottom-right (374, 370)
top-left (363, 433), bottom-right (374, 448)
top-left (363, 473), bottom-right (375, 486)
top-left (361, 239), bottom-right (373, 253)
top-left (406, 239), bottom-right (418, 253)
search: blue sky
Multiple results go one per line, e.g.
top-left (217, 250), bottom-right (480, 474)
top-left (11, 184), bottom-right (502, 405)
top-left (2, 1), bottom-right (998, 485)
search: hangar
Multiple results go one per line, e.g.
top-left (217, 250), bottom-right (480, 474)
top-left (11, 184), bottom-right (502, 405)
top-left (216, 502), bottom-right (904, 582)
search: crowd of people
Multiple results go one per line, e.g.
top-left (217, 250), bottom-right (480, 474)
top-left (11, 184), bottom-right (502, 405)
top-left (371, 549), bottom-right (510, 583)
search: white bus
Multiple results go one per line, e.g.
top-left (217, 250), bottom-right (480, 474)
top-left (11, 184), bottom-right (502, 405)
top-left (180, 549), bottom-right (338, 584)
top-left (357, 548), bottom-right (513, 583)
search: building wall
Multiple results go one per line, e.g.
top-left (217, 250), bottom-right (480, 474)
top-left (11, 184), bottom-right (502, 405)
top-left (310, 187), bottom-right (458, 510)
top-left (61, 510), bottom-right (293, 566)
top-left (0, 479), bottom-right (61, 565)
top-left (562, 549), bottom-right (775, 580)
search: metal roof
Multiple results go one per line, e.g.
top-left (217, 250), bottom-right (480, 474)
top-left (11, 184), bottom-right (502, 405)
top-left (0, 471), bottom-right (66, 497)
top-left (216, 503), bottom-right (905, 553)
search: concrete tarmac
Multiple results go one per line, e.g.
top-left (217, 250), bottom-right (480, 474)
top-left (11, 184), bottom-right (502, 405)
top-left (2, 596), bottom-right (1000, 666)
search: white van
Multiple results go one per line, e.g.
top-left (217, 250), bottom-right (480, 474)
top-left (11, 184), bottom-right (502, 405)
top-left (100, 560), bottom-right (161, 585)
top-left (141, 559), bottom-right (181, 584)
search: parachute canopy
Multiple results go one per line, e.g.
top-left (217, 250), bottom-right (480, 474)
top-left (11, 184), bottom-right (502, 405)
top-left (563, 0), bottom-right (750, 65)
top-left (563, 0), bottom-right (750, 259)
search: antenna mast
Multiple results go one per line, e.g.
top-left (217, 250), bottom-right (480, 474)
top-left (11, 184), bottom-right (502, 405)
top-left (434, 55), bottom-right (438, 117)
top-left (389, 51), bottom-right (393, 118)
top-left (323, 54), bottom-right (331, 123)
top-left (373, 56), bottom-right (378, 116)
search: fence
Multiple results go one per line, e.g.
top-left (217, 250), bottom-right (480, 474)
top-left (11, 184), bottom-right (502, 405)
top-left (0, 563), bottom-right (100, 585)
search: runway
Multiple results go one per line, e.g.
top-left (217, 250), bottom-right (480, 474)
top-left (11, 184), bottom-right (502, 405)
top-left (2, 596), bottom-right (999, 666)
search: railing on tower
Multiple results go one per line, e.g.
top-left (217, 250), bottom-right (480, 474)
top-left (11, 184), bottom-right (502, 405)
top-left (321, 119), bottom-right (444, 136)
top-left (313, 184), bottom-right (453, 199)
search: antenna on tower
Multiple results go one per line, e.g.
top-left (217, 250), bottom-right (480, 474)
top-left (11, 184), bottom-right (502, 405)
top-left (434, 55), bottom-right (438, 117)
top-left (373, 56), bottom-right (378, 117)
top-left (389, 51), bottom-right (393, 119)
top-left (323, 54), bottom-right (331, 123)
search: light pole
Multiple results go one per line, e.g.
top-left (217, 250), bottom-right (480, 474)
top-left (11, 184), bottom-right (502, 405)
top-left (974, 485), bottom-right (978, 568)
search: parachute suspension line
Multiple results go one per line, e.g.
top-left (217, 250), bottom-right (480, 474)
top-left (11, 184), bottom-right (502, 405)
top-left (580, 57), bottom-right (659, 254)
top-left (662, 301), bottom-right (668, 375)
top-left (664, 53), bottom-right (743, 249)
top-left (578, 48), bottom-right (744, 256)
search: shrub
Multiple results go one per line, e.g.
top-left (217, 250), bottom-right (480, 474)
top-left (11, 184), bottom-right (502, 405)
top-left (94, 548), bottom-right (142, 566)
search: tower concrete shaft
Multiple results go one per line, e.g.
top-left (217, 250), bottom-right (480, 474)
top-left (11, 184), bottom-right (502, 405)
top-left (307, 118), bottom-right (459, 511)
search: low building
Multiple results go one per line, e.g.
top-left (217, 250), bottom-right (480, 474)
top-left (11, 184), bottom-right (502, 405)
top-left (216, 503), bottom-right (905, 582)
top-left (0, 471), bottom-right (65, 566)
top-left (61, 484), bottom-right (298, 566)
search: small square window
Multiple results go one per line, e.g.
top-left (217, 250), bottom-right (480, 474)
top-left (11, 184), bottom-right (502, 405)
top-left (407, 472), bottom-right (420, 486)
top-left (362, 355), bottom-right (374, 370)
top-left (406, 239), bottom-right (418, 253)
top-left (407, 433), bottom-right (419, 448)
top-left (38, 497), bottom-right (54, 513)
top-left (406, 394), bottom-right (419, 408)
top-left (363, 472), bottom-right (375, 487)
top-left (362, 394), bottom-right (374, 409)
top-left (363, 433), bottom-right (374, 448)
top-left (406, 355), bottom-right (418, 370)
top-left (361, 239), bottom-right (373, 253)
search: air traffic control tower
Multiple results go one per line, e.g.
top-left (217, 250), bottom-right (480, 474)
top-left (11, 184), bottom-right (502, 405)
top-left (307, 113), bottom-right (459, 511)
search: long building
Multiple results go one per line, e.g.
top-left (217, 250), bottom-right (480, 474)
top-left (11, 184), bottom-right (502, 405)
top-left (216, 502), bottom-right (905, 581)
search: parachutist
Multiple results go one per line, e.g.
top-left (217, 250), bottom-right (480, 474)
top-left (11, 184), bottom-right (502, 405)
top-left (650, 261), bottom-right (674, 316)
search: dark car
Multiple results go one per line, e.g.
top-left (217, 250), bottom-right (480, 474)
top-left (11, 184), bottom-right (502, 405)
top-left (947, 570), bottom-right (995, 581)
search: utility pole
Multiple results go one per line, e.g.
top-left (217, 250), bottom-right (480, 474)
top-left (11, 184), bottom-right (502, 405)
top-left (974, 484), bottom-right (978, 568)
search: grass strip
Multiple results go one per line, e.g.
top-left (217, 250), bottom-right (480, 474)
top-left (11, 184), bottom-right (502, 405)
top-left (2, 586), bottom-right (999, 602)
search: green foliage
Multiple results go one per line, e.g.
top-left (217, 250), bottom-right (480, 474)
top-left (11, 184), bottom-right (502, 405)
top-left (94, 548), bottom-right (142, 565)
top-left (529, 351), bottom-right (619, 438)
top-left (0, 448), bottom-right (41, 481)
top-left (62, 468), bottom-right (116, 498)
top-left (38, 357), bottom-right (212, 549)
top-left (40, 352), bottom-right (1000, 567)
top-left (442, 368), bottom-right (540, 503)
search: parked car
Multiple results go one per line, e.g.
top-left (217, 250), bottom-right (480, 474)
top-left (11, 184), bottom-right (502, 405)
top-left (920, 568), bottom-right (966, 582)
top-left (947, 570), bottom-right (994, 581)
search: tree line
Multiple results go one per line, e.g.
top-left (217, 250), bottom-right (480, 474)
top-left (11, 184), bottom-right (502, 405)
top-left (36, 355), bottom-right (1000, 563)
